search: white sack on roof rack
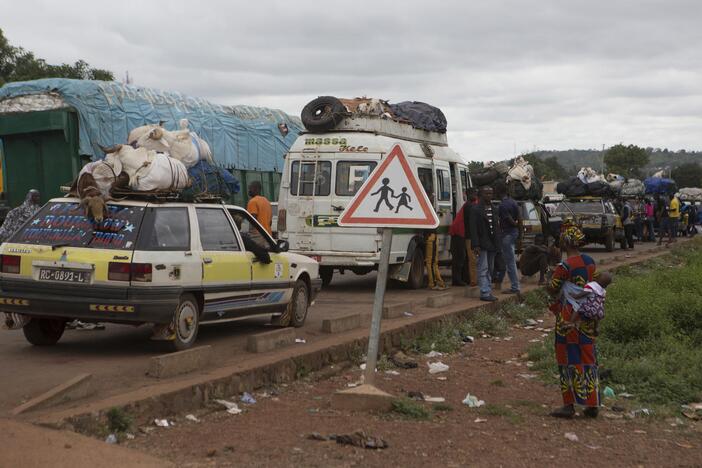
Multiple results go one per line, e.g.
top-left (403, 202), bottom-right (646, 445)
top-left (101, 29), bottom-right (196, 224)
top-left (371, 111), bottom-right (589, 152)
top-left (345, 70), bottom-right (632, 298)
top-left (577, 167), bottom-right (603, 184)
top-left (508, 156), bottom-right (533, 190)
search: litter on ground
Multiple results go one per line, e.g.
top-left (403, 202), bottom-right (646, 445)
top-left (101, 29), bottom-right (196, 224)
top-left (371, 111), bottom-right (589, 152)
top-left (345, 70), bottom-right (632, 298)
top-left (215, 399), bottom-right (243, 415)
top-left (462, 393), bottom-right (485, 408)
top-left (154, 419), bottom-right (171, 427)
top-left (428, 361), bottom-right (449, 374)
top-left (185, 414), bottom-right (200, 422)
top-left (564, 432), bottom-right (579, 442)
top-left (241, 392), bottom-right (257, 404)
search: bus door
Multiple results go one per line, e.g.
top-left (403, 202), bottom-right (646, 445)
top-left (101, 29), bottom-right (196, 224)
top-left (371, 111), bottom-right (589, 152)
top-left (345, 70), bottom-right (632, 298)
top-left (434, 163), bottom-right (453, 259)
top-left (287, 150), bottom-right (332, 250)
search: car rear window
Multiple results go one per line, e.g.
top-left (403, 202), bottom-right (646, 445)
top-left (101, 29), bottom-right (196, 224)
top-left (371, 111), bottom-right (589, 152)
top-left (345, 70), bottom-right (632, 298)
top-left (11, 201), bottom-right (145, 250)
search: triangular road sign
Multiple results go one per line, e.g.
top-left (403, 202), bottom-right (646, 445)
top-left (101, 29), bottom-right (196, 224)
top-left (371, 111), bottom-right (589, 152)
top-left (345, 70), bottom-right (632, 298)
top-left (338, 144), bottom-right (440, 228)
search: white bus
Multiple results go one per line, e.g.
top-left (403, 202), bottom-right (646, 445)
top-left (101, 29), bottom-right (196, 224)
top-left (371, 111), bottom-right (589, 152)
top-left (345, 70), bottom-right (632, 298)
top-left (277, 102), bottom-right (472, 288)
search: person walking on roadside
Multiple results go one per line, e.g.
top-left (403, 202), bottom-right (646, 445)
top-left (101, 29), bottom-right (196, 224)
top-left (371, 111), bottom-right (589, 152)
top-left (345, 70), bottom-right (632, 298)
top-left (644, 198), bottom-right (656, 241)
top-left (669, 194), bottom-right (681, 242)
top-left (449, 199), bottom-right (469, 286)
top-left (246, 181), bottom-right (273, 235)
top-left (621, 199), bottom-right (635, 250)
top-left (496, 184), bottom-right (521, 294)
top-left (657, 195), bottom-right (673, 246)
top-left (548, 222), bottom-right (600, 419)
top-left (424, 192), bottom-right (447, 291)
top-left (465, 188), bottom-right (479, 287)
top-left (469, 186), bottom-right (501, 302)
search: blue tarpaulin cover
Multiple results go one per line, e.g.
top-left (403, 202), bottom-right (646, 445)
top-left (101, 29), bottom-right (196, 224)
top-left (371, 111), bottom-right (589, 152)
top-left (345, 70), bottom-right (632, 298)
top-left (0, 79), bottom-right (302, 172)
top-left (644, 177), bottom-right (677, 195)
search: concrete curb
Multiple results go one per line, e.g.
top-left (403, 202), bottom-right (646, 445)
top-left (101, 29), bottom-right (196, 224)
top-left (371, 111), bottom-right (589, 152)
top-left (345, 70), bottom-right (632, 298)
top-left (322, 313), bottom-right (361, 333)
top-left (12, 374), bottom-right (93, 416)
top-left (33, 244), bottom-right (683, 435)
top-left (247, 328), bottom-right (296, 353)
top-left (147, 346), bottom-right (212, 379)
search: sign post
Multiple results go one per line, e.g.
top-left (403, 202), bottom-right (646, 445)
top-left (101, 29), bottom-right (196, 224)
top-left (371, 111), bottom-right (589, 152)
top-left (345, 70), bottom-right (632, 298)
top-left (336, 143), bottom-right (439, 397)
top-left (363, 227), bottom-right (393, 385)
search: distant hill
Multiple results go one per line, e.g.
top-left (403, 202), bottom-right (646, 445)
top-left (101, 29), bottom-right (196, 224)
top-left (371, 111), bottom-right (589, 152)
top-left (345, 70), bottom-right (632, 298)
top-left (530, 148), bottom-right (702, 175)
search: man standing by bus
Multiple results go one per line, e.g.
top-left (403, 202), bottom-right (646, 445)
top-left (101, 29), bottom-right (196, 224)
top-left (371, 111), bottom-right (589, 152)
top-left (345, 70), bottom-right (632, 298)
top-left (247, 181), bottom-right (273, 235)
top-left (470, 186), bottom-right (501, 302)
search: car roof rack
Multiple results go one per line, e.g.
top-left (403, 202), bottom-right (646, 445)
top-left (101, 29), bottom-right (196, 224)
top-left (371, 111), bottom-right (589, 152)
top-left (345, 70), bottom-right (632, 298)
top-left (108, 188), bottom-right (226, 204)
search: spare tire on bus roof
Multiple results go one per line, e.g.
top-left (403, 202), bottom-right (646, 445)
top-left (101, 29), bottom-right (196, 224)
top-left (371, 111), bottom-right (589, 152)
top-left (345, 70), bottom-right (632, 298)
top-left (301, 96), bottom-right (347, 133)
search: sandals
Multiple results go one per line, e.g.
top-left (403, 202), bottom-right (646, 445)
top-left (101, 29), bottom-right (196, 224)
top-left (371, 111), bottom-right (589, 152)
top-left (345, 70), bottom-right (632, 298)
top-left (549, 405), bottom-right (575, 419)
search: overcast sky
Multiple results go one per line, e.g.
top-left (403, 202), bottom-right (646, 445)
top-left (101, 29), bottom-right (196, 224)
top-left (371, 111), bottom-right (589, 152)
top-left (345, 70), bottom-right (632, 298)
top-left (2, 0), bottom-right (701, 160)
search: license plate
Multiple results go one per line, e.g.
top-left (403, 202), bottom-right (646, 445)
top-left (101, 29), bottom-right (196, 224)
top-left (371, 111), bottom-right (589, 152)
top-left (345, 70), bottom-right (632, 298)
top-left (38, 268), bottom-right (90, 284)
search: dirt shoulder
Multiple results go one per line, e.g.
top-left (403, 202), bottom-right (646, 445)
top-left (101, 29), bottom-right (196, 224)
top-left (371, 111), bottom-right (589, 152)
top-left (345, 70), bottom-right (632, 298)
top-left (0, 418), bottom-right (172, 468)
top-left (125, 309), bottom-right (701, 467)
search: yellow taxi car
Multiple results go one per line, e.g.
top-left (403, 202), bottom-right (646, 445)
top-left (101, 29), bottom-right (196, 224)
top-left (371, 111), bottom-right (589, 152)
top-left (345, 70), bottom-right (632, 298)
top-left (0, 198), bottom-right (321, 351)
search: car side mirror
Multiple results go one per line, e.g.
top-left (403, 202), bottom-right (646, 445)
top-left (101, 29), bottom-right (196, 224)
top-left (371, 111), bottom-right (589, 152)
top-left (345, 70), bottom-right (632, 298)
top-left (277, 239), bottom-right (289, 252)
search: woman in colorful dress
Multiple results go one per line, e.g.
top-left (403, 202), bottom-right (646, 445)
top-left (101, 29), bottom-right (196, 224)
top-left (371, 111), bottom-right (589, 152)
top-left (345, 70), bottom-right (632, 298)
top-left (548, 222), bottom-right (600, 418)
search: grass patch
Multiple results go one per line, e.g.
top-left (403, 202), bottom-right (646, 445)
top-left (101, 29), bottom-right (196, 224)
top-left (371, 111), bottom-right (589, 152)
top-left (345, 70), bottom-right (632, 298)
top-left (392, 398), bottom-right (431, 420)
top-left (529, 241), bottom-right (702, 408)
top-left (106, 407), bottom-right (132, 434)
top-left (478, 404), bottom-right (524, 424)
top-left (432, 402), bottom-right (454, 412)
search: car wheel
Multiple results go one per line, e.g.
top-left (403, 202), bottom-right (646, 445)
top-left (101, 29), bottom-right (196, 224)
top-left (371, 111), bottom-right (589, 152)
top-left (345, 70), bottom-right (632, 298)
top-left (170, 294), bottom-right (199, 352)
top-left (289, 279), bottom-right (310, 327)
top-left (319, 267), bottom-right (333, 287)
top-left (23, 318), bottom-right (66, 346)
top-left (604, 229), bottom-right (614, 252)
top-left (407, 248), bottom-right (425, 289)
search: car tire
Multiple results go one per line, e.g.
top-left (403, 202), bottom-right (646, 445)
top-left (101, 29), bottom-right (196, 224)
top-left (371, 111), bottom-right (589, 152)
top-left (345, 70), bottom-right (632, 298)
top-left (170, 294), bottom-right (199, 352)
top-left (320, 267), bottom-right (333, 287)
top-left (407, 248), bottom-right (425, 289)
top-left (23, 318), bottom-right (66, 346)
top-left (604, 229), bottom-right (614, 252)
top-left (300, 96), bottom-right (346, 132)
top-left (289, 279), bottom-right (310, 327)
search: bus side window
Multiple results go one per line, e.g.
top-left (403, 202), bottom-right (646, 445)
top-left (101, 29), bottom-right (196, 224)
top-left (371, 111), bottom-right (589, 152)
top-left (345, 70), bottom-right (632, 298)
top-left (417, 167), bottom-right (434, 201)
top-left (436, 169), bottom-right (451, 202)
top-left (460, 170), bottom-right (469, 198)
top-left (335, 161), bottom-right (377, 196)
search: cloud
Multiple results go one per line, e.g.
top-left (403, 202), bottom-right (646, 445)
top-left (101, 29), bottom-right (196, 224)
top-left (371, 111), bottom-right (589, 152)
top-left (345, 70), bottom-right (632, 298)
top-left (2, 0), bottom-right (702, 160)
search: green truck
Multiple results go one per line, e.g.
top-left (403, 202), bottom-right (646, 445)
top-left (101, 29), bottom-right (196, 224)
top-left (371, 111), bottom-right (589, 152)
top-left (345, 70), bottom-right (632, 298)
top-left (0, 79), bottom-right (302, 221)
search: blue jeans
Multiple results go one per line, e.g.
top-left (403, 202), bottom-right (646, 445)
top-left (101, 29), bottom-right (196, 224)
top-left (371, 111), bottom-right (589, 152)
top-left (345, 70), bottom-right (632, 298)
top-left (478, 249), bottom-right (497, 298)
top-left (501, 231), bottom-right (520, 292)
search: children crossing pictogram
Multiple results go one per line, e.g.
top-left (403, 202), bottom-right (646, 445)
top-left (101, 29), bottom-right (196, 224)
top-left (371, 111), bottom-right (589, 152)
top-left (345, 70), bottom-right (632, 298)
top-left (338, 144), bottom-right (439, 228)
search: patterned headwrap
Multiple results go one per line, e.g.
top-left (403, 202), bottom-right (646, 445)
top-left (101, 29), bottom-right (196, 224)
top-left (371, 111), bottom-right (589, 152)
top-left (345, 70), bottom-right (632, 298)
top-left (560, 220), bottom-right (585, 248)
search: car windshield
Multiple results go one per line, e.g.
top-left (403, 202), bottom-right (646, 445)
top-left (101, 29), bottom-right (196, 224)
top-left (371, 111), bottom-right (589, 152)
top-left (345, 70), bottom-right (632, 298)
top-left (10, 201), bottom-right (146, 250)
top-left (554, 201), bottom-right (603, 215)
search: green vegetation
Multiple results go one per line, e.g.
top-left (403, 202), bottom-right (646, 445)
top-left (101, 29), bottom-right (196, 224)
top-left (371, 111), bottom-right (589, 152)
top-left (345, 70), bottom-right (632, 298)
top-left (528, 147), bottom-right (702, 178)
top-left (671, 162), bottom-right (702, 188)
top-left (529, 243), bottom-right (702, 407)
top-left (402, 290), bottom-right (548, 355)
top-left (432, 402), bottom-right (454, 412)
top-left (106, 407), bottom-right (133, 434)
top-left (478, 404), bottom-right (524, 424)
top-left (391, 398), bottom-right (432, 420)
top-left (604, 144), bottom-right (650, 177)
top-left (523, 153), bottom-right (568, 180)
top-left (0, 28), bottom-right (113, 85)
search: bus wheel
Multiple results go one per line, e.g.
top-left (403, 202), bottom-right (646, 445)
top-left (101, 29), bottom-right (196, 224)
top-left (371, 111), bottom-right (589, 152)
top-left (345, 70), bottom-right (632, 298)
top-left (320, 267), bottom-right (333, 287)
top-left (407, 248), bottom-right (425, 289)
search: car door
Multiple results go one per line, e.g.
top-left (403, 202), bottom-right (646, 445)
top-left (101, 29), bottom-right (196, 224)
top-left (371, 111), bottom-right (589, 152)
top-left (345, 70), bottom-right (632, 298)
top-left (227, 207), bottom-right (291, 307)
top-left (132, 205), bottom-right (201, 291)
top-left (195, 207), bottom-right (253, 321)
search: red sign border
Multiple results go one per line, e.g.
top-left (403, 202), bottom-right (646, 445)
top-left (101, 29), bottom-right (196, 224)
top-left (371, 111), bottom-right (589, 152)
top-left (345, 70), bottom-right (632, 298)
top-left (338, 144), bottom-right (438, 227)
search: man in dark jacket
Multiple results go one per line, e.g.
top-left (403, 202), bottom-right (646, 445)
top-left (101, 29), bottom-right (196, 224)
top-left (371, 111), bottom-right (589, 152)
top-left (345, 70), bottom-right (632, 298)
top-left (470, 186), bottom-right (501, 302)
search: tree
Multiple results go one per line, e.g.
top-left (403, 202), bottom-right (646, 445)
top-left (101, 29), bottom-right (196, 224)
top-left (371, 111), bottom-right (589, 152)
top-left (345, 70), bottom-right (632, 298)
top-left (0, 28), bottom-right (113, 85)
top-left (468, 161), bottom-right (484, 172)
top-left (604, 144), bottom-right (650, 177)
top-left (522, 153), bottom-right (568, 180)
top-left (671, 162), bottom-right (702, 188)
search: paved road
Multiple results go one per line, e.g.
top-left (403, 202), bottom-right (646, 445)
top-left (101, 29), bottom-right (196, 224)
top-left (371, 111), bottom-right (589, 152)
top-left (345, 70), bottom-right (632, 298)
top-left (0, 241), bottom-right (669, 415)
